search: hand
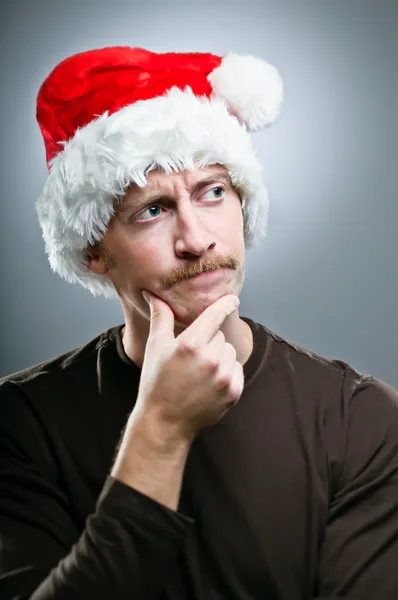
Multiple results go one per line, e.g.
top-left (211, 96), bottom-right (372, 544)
top-left (135, 291), bottom-right (244, 442)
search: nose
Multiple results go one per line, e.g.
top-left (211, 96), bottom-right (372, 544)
top-left (174, 203), bottom-right (216, 258)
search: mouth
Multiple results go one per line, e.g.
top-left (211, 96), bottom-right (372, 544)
top-left (179, 268), bottom-right (227, 286)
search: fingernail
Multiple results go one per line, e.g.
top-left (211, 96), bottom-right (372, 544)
top-left (141, 290), bottom-right (150, 303)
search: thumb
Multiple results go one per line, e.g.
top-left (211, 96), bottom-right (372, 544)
top-left (142, 290), bottom-right (175, 341)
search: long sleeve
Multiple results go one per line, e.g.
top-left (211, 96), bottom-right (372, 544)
top-left (314, 374), bottom-right (398, 599)
top-left (0, 382), bottom-right (194, 599)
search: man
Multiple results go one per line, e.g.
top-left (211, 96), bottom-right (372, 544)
top-left (0, 46), bottom-right (397, 600)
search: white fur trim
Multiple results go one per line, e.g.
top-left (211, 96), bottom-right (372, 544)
top-left (208, 53), bottom-right (283, 131)
top-left (36, 87), bottom-right (269, 298)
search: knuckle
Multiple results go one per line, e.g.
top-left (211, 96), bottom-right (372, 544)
top-left (229, 384), bottom-right (242, 401)
top-left (229, 367), bottom-right (244, 393)
top-left (216, 374), bottom-right (231, 389)
top-left (204, 356), bottom-right (219, 371)
top-left (177, 339), bottom-right (200, 355)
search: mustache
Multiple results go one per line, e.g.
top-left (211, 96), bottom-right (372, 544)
top-left (161, 256), bottom-right (240, 289)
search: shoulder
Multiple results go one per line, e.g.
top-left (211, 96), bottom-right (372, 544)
top-left (253, 318), bottom-right (373, 398)
top-left (255, 318), bottom-right (398, 444)
top-left (0, 327), bottom-right (112, 388)
top-left (0, 325), bottom-right (120, 430)
top-left (258, 320), bottom-right (398, 493)
top-left (337, 373), bottom-right (398, 484)
top-left (256, 319), bottom-right (397, 412)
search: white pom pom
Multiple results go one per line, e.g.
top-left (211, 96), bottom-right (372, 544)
top-left (208, 52), bottom-right (283, 131)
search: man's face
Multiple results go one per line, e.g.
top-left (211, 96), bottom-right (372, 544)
top-left (93, 164), bottom-right (246, 327)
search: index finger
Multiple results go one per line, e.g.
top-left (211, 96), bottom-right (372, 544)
top-left (178, 294), bottom-right (240, 346)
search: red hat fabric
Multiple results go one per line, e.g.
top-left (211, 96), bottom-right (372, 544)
top-left (35, 46), bottom-right (283, 298)
top-left (37, 47), bottom-right (223, 165)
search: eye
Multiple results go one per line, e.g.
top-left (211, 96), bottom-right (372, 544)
top-left (133, 186), bottom-right (225, 223)
top-left (135, 204), bottom-right (164, 222)
top-left (203, 186), bottom-right (225, 200)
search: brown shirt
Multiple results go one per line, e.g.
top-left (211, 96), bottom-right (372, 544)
top-left (0, 316), bottom-right (397, 599)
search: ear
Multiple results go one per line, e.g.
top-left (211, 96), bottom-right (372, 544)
top-left (85, 247), bottom-right (110, 275)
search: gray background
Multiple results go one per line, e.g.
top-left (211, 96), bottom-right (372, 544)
top-left (0, 0), bottom-right (397, 388)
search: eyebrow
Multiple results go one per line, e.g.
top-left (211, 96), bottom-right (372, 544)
top-left (118, 171), bottom-right (233, 214)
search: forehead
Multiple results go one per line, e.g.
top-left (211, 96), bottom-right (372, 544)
top-left (147, 163), bottom-right (229, 184)
top-left (126, 164), bottom-right (231, 198)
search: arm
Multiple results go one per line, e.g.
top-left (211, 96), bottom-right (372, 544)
top-left (111, 406), bottom-right (192, 512)
top-left (314, 374), bottom-right (398, 599)
top-left (0, 382), bottom-right (193, 599)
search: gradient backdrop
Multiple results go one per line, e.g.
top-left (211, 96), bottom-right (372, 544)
top-left (0, 0), bottom-right (397, 389)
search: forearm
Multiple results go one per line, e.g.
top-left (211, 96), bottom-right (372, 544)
top-left (1, 412), bottom-right (193, 599)
top-left (28, 477), bottom-right (192, 599)
top-left (111, 408), bottom-right (192, 512)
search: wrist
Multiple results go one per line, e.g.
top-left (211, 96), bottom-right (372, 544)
top-left (126, 407), bottom-right (192, 457)
top-left (110, 407), bottom-right (192, 511)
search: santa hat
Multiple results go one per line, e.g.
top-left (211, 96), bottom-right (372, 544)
top-left (35, 46), bottom-right (283, 298)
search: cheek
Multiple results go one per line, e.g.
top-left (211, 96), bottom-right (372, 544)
top-left (222, 204), bottom-right (245, 245)
top-left (143, 245), bottom-right (164, 270)
top-left (125, 242), bottom-right (166, 280)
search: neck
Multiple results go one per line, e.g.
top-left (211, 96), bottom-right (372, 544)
top-left (121, 306), bottom-right (253, 370)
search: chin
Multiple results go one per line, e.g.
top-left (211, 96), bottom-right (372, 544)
top-left (171, 292), bottom-right (232, 328)
top-left (172, 305), bottom-right (206, 328)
